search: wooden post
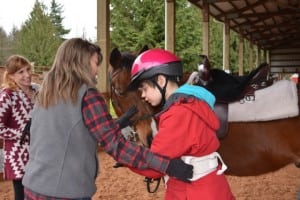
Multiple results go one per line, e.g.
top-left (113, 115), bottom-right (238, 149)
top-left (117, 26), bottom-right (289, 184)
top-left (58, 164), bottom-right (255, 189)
top-left (97, 0), bottom-right (110, 107)
top-left (257, 46), bottom-right (261, 67)
top-left (238, 34), bottom-right (244, 75)
top-left (263, 49), bottom-right (267, 63)
top-left (249, 42), bottom-right (254, 70)
top-left (223, 20), bottom-right (230, 72)
top-left (202, 1), bottom-right (209, 57)
top-left (165, 0), bottom-right (175, 53)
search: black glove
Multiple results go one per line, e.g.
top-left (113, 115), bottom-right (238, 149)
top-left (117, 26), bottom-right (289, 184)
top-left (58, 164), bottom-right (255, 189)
top-left (116, 106), bottom-right (138, 129)
top-left (166, 158), bottom-right (193, 183)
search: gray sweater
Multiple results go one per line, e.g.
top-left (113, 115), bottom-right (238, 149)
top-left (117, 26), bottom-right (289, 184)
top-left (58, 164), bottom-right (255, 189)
top-left (23, 85), bottom-right (98, 198)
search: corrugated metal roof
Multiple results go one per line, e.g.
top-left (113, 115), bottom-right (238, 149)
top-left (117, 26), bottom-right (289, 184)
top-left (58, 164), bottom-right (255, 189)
top-left (188, 0), bottom-right (300, 50)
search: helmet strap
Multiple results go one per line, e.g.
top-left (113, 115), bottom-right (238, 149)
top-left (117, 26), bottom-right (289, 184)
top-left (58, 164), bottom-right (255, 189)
top-left (151, 76), bottom-right (169, 107)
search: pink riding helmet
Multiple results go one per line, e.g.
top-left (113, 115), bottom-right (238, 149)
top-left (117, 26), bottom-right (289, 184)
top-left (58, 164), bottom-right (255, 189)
top-left (129, 48), bottom-right (183, 89)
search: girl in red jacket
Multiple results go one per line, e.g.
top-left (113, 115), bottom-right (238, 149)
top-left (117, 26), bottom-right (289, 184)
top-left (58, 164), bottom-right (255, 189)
top-left (128, 49), bottom-right (235, 200)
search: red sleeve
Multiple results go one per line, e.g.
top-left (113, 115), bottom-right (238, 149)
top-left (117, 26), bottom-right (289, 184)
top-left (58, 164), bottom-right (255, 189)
top-left (128, 166), bottom-right (163, 179)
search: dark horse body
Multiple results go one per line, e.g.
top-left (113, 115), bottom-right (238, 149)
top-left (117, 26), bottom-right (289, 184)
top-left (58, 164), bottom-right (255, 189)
top-left (109, 47), bottom-right (300, 176)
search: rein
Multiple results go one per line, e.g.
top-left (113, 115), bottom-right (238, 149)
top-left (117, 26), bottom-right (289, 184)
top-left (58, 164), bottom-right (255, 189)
top-left (144, 177), bottom-right (161, 193)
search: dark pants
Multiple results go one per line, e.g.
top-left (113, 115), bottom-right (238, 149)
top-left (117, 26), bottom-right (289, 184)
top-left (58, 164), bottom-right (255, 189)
top-left (13, 179), bottom-right (24, 200)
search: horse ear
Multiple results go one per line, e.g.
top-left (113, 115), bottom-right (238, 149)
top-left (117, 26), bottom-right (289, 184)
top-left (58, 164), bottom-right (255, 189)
top-left (137, 45), bottom-right (149, 55)
top-left (110, 48), bottom-right (122, 69)
top-left (199, 54), bottom-right (211, 71)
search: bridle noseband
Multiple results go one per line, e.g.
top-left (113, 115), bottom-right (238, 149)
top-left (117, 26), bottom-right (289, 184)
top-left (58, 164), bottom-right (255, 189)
top-left (109, 67), bottom-right (161, 194)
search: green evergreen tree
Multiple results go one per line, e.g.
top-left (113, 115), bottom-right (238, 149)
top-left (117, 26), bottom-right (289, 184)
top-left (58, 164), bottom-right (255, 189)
top-left (175, 1), bottom-right (202, 72)
top-left (209, 19), bottom-right (223, 69)
top-left (0, 26), bottom-right (18, 64)
top-left (110, 0), bottom-right (165, 51)
top-left (49, 0), bottom-right (70, 38)
top-left (0, 27), bottom-right (9, 64)
top-left (16, 0), bottom-right (62, 69)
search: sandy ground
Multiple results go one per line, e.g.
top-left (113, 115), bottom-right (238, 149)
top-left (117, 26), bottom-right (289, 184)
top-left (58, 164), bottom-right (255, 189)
top-left (1, 150), bottom-right (300, 200)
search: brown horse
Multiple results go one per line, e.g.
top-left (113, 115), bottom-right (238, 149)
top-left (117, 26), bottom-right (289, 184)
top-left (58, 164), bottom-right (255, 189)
top-left (109, 46), bottom-right (158, 146)
top-left (108, 47), bottom-right (300, 176)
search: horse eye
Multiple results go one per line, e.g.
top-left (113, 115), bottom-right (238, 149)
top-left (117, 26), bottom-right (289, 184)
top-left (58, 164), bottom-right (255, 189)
top-left (114, 87), bottom-right (126, 96)
top-left (113, 88), bottom-right (120, 96)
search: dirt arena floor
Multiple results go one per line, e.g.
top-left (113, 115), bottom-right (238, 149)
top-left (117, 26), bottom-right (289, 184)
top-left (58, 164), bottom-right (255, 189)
top-left (1, 150), bottom-right (300, 200)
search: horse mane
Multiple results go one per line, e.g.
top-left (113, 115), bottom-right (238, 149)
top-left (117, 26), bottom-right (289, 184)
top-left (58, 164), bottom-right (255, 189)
top-left (110, 45), bottom-right (149, 72)
top-left (121, 52), bottom-right (136, 70)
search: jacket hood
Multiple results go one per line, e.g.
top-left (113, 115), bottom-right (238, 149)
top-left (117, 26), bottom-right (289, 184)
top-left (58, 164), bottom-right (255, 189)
top-left (174, 84), bottom-right (215, 109)
top-left (159, 84), bottom-right (219, 131)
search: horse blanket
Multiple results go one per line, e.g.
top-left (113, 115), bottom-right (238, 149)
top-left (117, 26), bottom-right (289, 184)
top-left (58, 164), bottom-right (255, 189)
top-left (228, 80), bottom-right (299, 122)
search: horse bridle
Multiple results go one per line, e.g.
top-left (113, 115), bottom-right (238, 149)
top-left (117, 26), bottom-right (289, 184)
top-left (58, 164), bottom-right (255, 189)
top-left (109, 68), bottom-right (128, 113)
top-left (109, 68), bottom-right (154, 137)
top-left (109, 67), bottom-right (161, 193)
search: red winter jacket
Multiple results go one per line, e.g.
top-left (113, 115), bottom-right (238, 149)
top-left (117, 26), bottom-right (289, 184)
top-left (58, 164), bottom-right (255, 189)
top-left (130, 96), bottom-right (235, 200)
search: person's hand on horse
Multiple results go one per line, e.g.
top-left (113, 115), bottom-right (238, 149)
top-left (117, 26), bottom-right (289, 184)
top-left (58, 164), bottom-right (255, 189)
top-left (166, 158), bottom-right (193, 183)
top-left (116, 106), bottom-right (138, 129)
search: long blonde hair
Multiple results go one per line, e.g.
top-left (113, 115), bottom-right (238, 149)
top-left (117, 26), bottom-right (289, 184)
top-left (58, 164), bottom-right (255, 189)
top-left (2, 55), bottom-right (32, 90)
top-left (37, 38), bottom-right (102, 108)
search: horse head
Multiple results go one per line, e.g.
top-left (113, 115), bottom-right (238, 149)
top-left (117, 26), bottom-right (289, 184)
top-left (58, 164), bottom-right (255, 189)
top-left (109, 46), bottom-right (156, 147)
